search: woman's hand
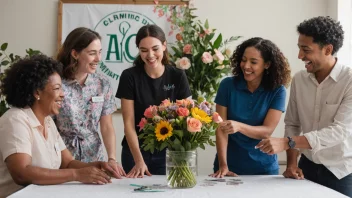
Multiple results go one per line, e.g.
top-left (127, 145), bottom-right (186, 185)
top-left (126, 161), bottom-right (152, 178)
top-left (219, 120), bottom-right (240, 134)
top-left (107, 159), bottom-right (126, 179)
top-left (209, 165), bottom-right (238, 178)
top-left (74, 166), bottom-right (111, 184)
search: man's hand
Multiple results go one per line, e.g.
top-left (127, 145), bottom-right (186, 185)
top-left (283, 166), bottom-right (304, 180)
top-left (255, 137), bottom-right (289, 155)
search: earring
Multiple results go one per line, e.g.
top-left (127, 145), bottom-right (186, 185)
top-left (265, 69), bottom-right (269, 75)
top-left (37, 97), bottom-right (40, 100)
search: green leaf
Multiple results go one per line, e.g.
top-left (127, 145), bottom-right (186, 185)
top-left (160, 141), bottom-right (168, 151)
top-left (1, 43), bottom-right (8, 51)
top-left (173, 130), bottom-right (183, 138)
top-left (174, 138), bottom-right (181, 146)
top-left (180, 145), bottom-right (185, 152)
top-left (213, 34), bottom-right (222, 49)
top-left (185, 141), bottom-right (191, 150)
top-left (199, 143), bottom-right (205, 150)
top-left (9, 53), bottom-right (14, 62)
top-left (191, 142), bottom-right (198, 150)
top-left (1, 60), bottom-right (10, 66)
top-left (204, 19), bottom-right (209, 29)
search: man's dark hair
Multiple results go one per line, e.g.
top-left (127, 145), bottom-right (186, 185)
top-left (297, 16), bottom-right (344, 55)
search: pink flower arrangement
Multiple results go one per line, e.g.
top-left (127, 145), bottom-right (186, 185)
top-left (138, 98), bottom-right (222, 153)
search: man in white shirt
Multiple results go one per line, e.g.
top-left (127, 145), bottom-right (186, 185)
top-left (256, 16), bottom-right (352, 197)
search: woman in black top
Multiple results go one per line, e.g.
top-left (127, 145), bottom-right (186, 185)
top-left (116, 25), bottom-right (191, 178)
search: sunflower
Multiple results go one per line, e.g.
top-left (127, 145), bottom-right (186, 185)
top-left (155, 120), bottom-right (173, 141)
top-left (191, 107), bottom-right (212, 123)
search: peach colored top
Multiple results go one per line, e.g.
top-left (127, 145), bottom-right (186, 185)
top-left (0, 108), bottom-right (66, 198)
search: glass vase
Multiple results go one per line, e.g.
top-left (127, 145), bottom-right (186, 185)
top-left (166, 149), bottom-right (197, 188)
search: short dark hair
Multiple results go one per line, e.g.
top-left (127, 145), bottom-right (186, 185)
top-left (297, 16), bottom-right (344, 55)
top-left (1, 55), bottom-right (63, 108)
top-left (230, 37), bottom-right (291, 90)
top-left (133, 24), bottom-right (170, 67)
top-left (57, 27), bottom-right (101, 79)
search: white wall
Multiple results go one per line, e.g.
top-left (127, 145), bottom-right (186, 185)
top-left (0, 0), bottom-right (332, 174)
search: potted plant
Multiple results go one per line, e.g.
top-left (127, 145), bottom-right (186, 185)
top-left (154, 4), bottom-right (241, 102)
top-left (0, 43), bottom-right (41, 116)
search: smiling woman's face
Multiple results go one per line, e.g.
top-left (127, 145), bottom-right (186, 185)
top-left (36, 72), bottom-right (64, 116)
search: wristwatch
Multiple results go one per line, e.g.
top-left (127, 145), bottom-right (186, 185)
top-left (287, 136), bottom-right (296, 149)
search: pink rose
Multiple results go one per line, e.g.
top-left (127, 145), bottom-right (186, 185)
top-left (161, 99), bottom-right (171, 107)
top-left (144, 105), bottom-right (158, 118)
top-left (187, 117), bottom-right (202, 132)
top-left (213, 49), bottom-right (225, 64)
top-left (212, 112), bottom-right (223, 123)
top-left (201, 52), bottom-right (213, 64)
top-left (175, 57), bottom-right (191, 70)
top-left (176, 107), bottom-right (190, 117)
top-left (183, 44), bottom-right (192, 54)
top-left (176, 99), bottom-right (194, 107)
top-left (138, 118), bottom-right (148, 132)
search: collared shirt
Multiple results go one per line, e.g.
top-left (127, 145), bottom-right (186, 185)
top-left (54, 73), bottom-right (116, 163)
top-left (285, 60), bottom-right (352, 179)
top-left (0, 108), bottom-right (66, 198)
top-left (214, 76), bottom-right (286, 174)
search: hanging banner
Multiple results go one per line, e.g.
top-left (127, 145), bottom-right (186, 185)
top-left (60, 2), bottom-right (185, 108)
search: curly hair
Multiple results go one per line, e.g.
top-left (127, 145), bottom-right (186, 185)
top-left (230, 37), bottom-right (291, 90)
top-left (0, 55), bottom-right (63, 108)
top-left (297, 16), bottom-right (344, 55)
top-left (133, 24), bottom-right (170, 67)
top-left (57, 27), bottom-right (101, 80)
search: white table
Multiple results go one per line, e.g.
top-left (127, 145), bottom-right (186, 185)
top-left (9, 175), bottom-right (348, 198)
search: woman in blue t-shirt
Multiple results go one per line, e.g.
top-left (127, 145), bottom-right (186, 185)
top-left (210, 37), bottom-right (291, 177)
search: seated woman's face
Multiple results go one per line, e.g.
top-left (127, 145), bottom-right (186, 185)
top-left (37, 73), bottom-right (64, 115)
top-left (240, 47), bottom-right (269, 84)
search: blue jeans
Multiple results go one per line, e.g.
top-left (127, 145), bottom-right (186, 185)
top-left (299, 154), bottom-right (352, 197)
top-left (121, 146), bottom-right (166, 175)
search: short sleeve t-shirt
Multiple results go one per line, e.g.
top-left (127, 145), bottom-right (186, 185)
top-left (116, 65), bottom-right (191, 146)
top-left (214, 76), bottom-right (286, 174)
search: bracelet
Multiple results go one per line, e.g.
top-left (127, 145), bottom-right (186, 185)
top-left (108, 158), bottom-right (118, 163)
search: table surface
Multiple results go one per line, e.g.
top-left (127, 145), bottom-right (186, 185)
top-left (9, 175), bottom-right (348, 198)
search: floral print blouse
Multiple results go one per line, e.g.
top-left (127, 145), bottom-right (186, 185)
top-left (54, 73), bottom-right (116, 162)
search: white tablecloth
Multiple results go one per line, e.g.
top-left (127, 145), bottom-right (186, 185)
top-left (9, 175), bottom-right (348, 198)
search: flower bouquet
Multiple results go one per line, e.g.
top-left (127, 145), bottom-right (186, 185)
top-left (138, 98), bottom-right (223, 188)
